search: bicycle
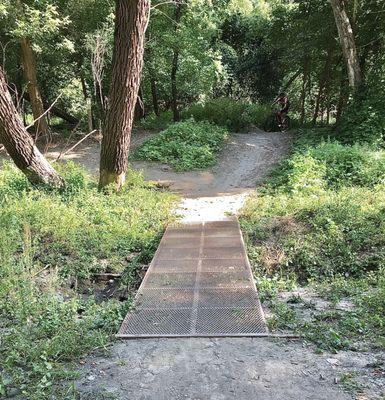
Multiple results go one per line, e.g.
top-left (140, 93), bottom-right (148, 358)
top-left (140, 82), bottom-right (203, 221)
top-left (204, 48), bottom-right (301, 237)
top-left (263, 108), bottom-right (291, 133)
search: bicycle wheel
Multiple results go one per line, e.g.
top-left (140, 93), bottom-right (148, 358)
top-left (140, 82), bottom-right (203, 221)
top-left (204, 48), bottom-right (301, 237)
top-left (281, 116), bottom-right (291, 132)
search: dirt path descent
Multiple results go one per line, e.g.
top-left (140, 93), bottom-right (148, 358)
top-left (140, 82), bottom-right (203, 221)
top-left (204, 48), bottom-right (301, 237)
top-left (132, 130), bottom-right (291, 221)
top-left (69, 130), bottom-right (359, 400)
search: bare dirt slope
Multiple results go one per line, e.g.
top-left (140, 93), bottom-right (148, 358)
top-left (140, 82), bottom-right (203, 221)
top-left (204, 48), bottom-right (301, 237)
top-left (76, 338), bottom-right (356, 400)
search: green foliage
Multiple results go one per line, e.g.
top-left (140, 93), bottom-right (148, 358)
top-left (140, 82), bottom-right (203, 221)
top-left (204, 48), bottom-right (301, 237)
top-left (134, 120), bottom-right (229, 171)
top-left (140, 111), bottom-right (173, 131)
top-left (271, 140), bottom-right (385, 191)
top-left (182, 98), bottom-right (270, 131)
top-left (0, 162), bottom-right (176, 398)
top-left (338, 61), bottom-right (385, 145)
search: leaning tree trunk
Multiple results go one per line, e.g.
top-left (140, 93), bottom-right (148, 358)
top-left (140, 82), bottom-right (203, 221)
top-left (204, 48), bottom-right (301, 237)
top-left (20, 37), bottom-right (49, 136)
top-left (330, 0), bottom-right (362, 88)
top-left (0, 67), bottom-right (63, 186)
top-left (99, 0), bottom-right (150, 190)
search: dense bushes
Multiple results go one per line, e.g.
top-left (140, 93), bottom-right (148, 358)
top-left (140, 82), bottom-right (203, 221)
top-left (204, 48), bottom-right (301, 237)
top-left (182, 98), bottom-right (270, 131)
top-left (272, 141), bottom-right (385, 192)
top-left (340, 65), bottom-right (385, 146)
top-left (134, 120), bottom-right (229, 171)
top-left (139, 98), bottom-right (271, 132)
top-left (0, 163), bottom-right (176, 399)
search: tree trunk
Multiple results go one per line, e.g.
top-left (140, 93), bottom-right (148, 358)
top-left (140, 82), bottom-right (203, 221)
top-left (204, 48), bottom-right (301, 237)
top-left (99, 0), bottom-right (150, 190)
top-left (336, 73), bottom-right (348, 123)
top-left (150, 77), bottom-right (160, 116)
top-left (20, 37), bottom-right (49, 136)
top-left (23, 92), bottom-right (79, 126)
top-left (134, 85), bottom-right (145, 121)
top-left (171, 50), bottom-right (179, 122)
top-left (312, 49), bottom-right (333, 125)
top-left (170, 3), bottom-right (183, 122)
top-left (330, 0), bottom-right (362, 88)
top-left (0, 67), bottom-right (63, 186)
top-left (80, 72), bottom-right (93, 132)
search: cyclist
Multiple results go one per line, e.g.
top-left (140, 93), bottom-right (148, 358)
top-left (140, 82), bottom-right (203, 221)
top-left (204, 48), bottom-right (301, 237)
top-left (272, 92), bottom-right (290, 127)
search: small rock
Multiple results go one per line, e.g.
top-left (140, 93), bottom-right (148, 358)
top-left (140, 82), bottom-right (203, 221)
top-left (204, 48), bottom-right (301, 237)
top-left (87, 375), bottom-right (95, 381)
top-left (327, 358), bottom-right (340, 366)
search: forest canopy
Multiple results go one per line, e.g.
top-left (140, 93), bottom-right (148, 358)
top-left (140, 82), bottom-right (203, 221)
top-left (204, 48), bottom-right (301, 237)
top-left (0, 0), bottom-right (384, 144)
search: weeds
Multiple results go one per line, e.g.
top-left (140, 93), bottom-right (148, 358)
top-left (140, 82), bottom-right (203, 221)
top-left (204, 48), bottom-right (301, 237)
top-left (0, 162), bottom-right (176, 399)
top-left (241, 130), bottom-right (385, 352)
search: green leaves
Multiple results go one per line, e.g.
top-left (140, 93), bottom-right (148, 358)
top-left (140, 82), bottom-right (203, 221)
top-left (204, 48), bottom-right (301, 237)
top-left (134, 120), bottom-right (229, 171)
top-left (12, 4), bottom-right (69, 40)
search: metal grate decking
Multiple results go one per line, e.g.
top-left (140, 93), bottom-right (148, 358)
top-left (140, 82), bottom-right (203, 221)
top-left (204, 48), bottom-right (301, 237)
top-left (117, 219), bottom-right (267, 338)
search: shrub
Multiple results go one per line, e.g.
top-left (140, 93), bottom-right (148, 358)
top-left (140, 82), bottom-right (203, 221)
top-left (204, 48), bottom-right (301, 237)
top-left (133, 120), bottom-right (229, 171)
top-left (140, 111), bottom-right (173, 131)
top-left (269, 140), bottom-right (385, 191)
top-left (182, 98), bottom-right (247, 131)
top-left (0, 162), bottom-right (176, 398)
top-left (182, 98), bottom-right (270, 131)
top-left (243, 103), bottom-right (271, 128)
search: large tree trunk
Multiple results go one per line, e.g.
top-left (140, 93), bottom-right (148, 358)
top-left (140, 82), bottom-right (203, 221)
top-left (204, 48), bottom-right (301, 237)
top-left (20, 37), bottom-right (49, 136)
top-left (99, 0), bottom-right (150, 190)
top-left (0, 67), bottom-right (63, 186)
top-left (330, 0), bottom-right (362, 88)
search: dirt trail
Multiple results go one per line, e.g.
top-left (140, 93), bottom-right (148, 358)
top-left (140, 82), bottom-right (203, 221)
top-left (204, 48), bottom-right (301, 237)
top-left (1, 129), bottom-right (291, 221)
top-left (62, 130), bottom-right (359, 400)
top-left (133, 129), bottom-right (291, 221)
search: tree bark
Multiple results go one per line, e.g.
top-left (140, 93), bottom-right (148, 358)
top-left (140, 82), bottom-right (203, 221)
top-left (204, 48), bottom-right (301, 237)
top-left (150, 76), bottom-right (160, 116)
top-left (170, 3), bottom-right (183, 122)
top-left (0, 67), bottom-right (63, 186)
top-left (171, 49), bottom-right (180, 122)
top-left (330, 0), bottom-right (362, 88)
top-left (20, 37), bottom-right (49, 136)
top-left (99, 0), bottom-right (150, 190)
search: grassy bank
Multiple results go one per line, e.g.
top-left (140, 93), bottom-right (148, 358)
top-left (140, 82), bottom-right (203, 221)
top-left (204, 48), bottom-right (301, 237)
top-left (240, 130), bottom-right (385, 352)
top-left (0, 162), bottom-right (176, 399)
